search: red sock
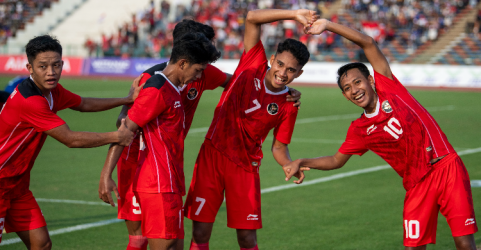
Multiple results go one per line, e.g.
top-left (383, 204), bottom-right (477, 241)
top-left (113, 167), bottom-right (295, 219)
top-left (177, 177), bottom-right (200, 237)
top-left (240, 244), bottom-right (259, 250)
top-left (126, 235), bottom-right (148, 250)
top-left (190, 241), bottom-right (209, 250)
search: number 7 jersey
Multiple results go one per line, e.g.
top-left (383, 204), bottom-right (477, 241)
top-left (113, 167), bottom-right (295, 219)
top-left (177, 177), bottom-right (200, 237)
top-left (205, 41), bottom-right (298, 172)
top-left (339, 71), bottom-right (454, 191)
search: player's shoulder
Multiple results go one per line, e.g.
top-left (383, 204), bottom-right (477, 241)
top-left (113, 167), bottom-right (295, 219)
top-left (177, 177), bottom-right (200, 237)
top-left (143, 62), bottom-right (168, 75)
top-left (17, 77), bottom-right (42, 99)
top-left (143, 74), bottom-right (168, 90)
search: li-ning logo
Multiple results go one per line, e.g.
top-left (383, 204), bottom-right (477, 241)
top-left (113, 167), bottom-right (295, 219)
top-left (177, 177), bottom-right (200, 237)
top-left (254, 78), bottom-right (261, 91)
top-left (367, 124), bottom-right (377, 135)
top-left (465, 218), bottom-right (475, 226)
top-left (174, 101), bottom-right (181, 108)
top-left (247, 214), bottom-right (259, 220)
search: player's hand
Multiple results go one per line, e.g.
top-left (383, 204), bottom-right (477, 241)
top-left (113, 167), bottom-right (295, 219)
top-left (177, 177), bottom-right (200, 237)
top-left (283, 159), bottom-right (310, 184)
top-left (287, 88), bottom-right (302, 109)
top-left (127, 74), bottom-right (145, 103)
top-left (295, 9), bottom-right (319, 29)
top-left (98, 175), bottom-right (119, 207)
top-left (117, 118), bottom-right (134, 146)
top-left (305, 19), bottom-right (328, 35)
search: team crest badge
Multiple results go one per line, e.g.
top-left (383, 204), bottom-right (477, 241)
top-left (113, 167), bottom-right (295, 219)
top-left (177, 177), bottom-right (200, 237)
top-left (267, 103), bottom-right (279, 115)
top-left (381, 100), bottom-right (393, 113)
top-left (187, 88), bottom-right (198, 100)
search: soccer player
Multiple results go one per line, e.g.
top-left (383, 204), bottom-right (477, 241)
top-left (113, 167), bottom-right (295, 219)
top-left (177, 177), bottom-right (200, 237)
top-left (0, 35), bottom-right (140, 249)
top-left (99, 32), bottom-right (221, 250)
top-left (98, 19), bottom-right (302, 250)
top-left (183, 9), bottom-right (317, 250)
top-left (284, 19), bottom-right (478, 250)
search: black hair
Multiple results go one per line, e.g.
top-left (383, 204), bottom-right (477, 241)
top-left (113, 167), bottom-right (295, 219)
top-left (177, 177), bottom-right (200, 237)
top-left (336, 62), bottom-right (371, 90)
top-left (170, 32), bottom-right (220, 65)
top-left (173, 19), bottom-right (215, 42)
top-left (25, 35), bottom-right (62, 64)
top-left (276, 39), bottom-right (310, 66)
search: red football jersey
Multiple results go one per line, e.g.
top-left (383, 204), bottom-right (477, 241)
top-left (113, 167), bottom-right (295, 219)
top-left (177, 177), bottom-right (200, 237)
top-left (0, 78), bottom-right (81, 199)
top-left (128, 73), bottom-right (186, 195)
top-left (206, 41), bottom-right (298, 172)
top-left (116, 63), bottom-right (226, 195)
top-left (339, 71), bottom-right (454, 191)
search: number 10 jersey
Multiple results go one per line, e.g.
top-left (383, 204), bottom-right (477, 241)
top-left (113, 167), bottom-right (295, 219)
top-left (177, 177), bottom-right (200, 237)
top-left (339, 72), bottom-right (455, 191)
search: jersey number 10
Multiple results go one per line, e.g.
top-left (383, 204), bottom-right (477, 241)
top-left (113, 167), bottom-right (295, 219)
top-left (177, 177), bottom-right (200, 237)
top-left (383, 117), bottom-right (403, 139)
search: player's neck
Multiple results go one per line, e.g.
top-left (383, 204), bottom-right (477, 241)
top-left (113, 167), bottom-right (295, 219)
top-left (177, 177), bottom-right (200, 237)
top-left (364, 95), bottom-right (379, 114)
top-left (161, 64), bottom-right (182, 88)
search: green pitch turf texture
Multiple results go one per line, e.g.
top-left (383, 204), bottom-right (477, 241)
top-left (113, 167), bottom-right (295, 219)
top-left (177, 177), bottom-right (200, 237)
top-left (0, 76), bottom-right (480, 250)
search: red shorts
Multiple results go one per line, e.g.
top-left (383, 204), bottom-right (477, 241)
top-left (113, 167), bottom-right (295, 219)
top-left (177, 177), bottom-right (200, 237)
top-left (0, 190), bottom-right (46, 243)
top-left (185, 140), bottom-right (262, 230)
top-left (134, 191), bottom-right (184, 239)
top-left (403, 153), bottom-right (478, 247)
top-left (117, 135), bottom-right (146, 221)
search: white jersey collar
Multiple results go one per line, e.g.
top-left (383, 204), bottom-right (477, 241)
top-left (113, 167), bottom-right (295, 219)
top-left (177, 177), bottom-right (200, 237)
top-left (158, 72), bottom-right (180, 95)
top-left (364, 97), bottom-right (380, 118)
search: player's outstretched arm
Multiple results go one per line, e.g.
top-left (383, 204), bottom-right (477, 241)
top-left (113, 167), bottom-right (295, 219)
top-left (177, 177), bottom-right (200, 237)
top-left (272, 138), bottom-right (308, 184)
top-left (71, 74), bottom-right (144, 112)
top-left (284, 151), bottom-right (352, 181)
top-left (45, 118), bottom-right (134, 148)
top-left (307, 19), bottom-right (392, 80)
top-left (244, 9), bottom-right (318, 53)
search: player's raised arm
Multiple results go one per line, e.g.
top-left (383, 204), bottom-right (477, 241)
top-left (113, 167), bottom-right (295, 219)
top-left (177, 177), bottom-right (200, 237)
top-left (307, 19), bottom-right (392, 80)
top-left (71, 74), bottom-right (144, 112)
top-left (283, 151), bottom-right (352, 181)
top-left (244, 9), bottom-right (318, 53)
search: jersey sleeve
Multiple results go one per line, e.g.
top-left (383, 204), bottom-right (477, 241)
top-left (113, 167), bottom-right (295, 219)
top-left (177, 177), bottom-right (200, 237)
top-left (273, 108), bottom-right (298, 145)
top-left (126, 73), bottom-right (152, 108)
top-left (338, 123), bottom-right (368, 156)
top-left (55, 83), bottom-right (82, 110)
top-left (203, 64), bottom-right (227, 90)
top-left (235, 41), bottom-right (267, 75)
top-left (128, 86), bottom-right (167, 128)
top-left (22, 96), bottom-right (66, 132)
top-left (374, 71), bottom-right (407, 95)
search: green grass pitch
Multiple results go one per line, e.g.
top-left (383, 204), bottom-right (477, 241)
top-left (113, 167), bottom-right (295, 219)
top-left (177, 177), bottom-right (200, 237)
top-left (0, 76), bottom-right (480, 249)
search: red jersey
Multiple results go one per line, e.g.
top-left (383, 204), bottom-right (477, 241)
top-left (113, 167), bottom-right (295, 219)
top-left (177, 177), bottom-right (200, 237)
top-left (339, 72), bottom-right (454, 191)
top-left (116, 63), bottom-right (225, 190)
top-left (0, 78), bottom-right (81, 199)
top-left (206, 41), bottom-right (298, 172)
top-left (128, 73), bottom-right (186, 195)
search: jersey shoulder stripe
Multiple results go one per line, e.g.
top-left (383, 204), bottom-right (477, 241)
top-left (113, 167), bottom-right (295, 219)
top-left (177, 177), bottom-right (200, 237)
top-left (143, 74), bottom-right (167, 90)
top-left (18, 78), bottom-right (42, 99)
top-left (143, 62), bottom-right (167, 76)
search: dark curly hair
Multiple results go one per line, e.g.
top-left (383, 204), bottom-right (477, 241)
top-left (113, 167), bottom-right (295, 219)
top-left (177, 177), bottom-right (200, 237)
top-left (171, 32), bottom-right (220, 65)
top-left (276, 39), bottom-right (310, 66)
top-left (173, 19), bottom-right (215, 42)
top-left (25, 34), bottom-right (62, 64)
top-left (336, 62), bottom-right (371, 90)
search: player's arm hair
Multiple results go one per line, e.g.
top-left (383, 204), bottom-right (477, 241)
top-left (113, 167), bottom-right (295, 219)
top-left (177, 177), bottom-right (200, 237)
top-left (44, 123), bottom-right (132, 148)
top-left (244, 9), bottom-right (314, 53)
top-left (271, 138), bottom-right (293, 166)
top-left (310, 20), bottom-right (392, 80)
top-left (296, 151), bottom-right (352, 170)
top-left (220, 73), bottom-right (232, 88)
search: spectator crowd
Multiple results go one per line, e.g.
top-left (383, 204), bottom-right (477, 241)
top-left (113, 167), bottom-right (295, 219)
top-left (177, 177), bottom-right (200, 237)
top-left (0, 0), bottom-right (54, 45)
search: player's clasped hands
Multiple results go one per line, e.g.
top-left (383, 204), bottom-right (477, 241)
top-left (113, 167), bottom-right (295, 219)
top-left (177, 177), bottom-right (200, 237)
top-left (295, 9), bottom-right (319, 30)
top-left (304, 18), bottom-right (329, 35)
top-left (117, 118), bottom-right (135, 146)
top-left (283, 159), bottom-right (310, 184)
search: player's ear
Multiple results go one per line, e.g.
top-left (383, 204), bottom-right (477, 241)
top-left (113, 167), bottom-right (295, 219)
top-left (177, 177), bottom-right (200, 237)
top-left (26, 62), bottom-right (33, 75)
top-left (295, 69), bottom-right (304, 79)
top-left (368, 75), bottom-right (375, 91)
top-left (269, 54), bottom-right (275, 66)
top-left (178, 59), bottom-right (188, 70)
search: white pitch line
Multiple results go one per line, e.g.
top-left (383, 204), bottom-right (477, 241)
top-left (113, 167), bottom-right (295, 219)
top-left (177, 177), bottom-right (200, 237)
top-left (187, 105), bottom-right (455, 134)
top-left (0, 218), bottom-right (122, 246)
top-left (35, 198), bottom-right (116, 207)
top-left (4, 144), bottom-right (477, 246)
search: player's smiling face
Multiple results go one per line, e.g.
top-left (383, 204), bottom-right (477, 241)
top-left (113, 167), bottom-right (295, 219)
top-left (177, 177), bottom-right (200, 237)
top-left (340, 68), bottom-right (377, 113)
top-left (26, 51), bottom-right (63, 96)
top-left (181, 62), bottom-right (207, 87)
top-left (267, 51), bottom-right (303, 92)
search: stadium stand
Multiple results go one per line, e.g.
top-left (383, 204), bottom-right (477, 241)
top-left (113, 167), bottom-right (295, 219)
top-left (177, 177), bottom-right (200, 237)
top-left (0, 0), bottom-right (56, 45)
